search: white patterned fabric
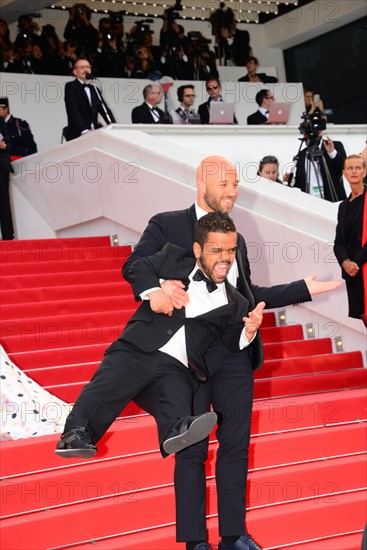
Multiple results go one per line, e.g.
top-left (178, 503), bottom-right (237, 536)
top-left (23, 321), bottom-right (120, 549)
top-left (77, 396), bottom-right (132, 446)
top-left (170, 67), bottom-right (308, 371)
top-left (0, 346), bottom-right (71, 440)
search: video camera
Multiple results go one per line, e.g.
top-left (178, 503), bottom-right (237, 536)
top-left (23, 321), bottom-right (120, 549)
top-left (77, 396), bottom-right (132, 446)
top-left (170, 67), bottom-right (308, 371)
top-left (298, 109), bottom-right (333, 146)
top-left (165, 1), bottom-right (183, 23)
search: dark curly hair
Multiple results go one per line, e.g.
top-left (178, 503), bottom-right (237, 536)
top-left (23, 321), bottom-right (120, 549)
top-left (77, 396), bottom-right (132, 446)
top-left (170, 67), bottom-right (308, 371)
top-left (193, 212), bottom-right (236, 247)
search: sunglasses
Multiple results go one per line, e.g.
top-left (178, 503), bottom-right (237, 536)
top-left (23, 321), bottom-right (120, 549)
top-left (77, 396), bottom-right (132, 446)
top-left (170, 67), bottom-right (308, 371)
top-left (184, 94), bottom-right (196, 97)
top-left (207, 85), bottom-right (218, 91)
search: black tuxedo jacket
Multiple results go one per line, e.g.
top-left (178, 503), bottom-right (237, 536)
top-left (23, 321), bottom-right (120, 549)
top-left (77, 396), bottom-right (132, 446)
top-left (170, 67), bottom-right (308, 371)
top-left (198, 101), bottom-right (238, 125)
top-left (334, 189), bottom-right (367, 279)
top-left (122, 204), bottom-right (311, 371)
top-left (119, 243), bottom-right (250, 381)
top-left (64, 79), bottom-right (116, 140)
top-left (293, 141), bottom-right (347, 202)
top-left (131, 102), bottom-right (165, 124)
top-left (247, 110), bottom-right (268, 125)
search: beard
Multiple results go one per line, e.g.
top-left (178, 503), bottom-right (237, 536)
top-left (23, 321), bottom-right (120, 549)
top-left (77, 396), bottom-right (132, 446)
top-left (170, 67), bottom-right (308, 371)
top-left (199, 253), bottom-right (230, 284)
top-left (203, 190), bottom-right (234, 214)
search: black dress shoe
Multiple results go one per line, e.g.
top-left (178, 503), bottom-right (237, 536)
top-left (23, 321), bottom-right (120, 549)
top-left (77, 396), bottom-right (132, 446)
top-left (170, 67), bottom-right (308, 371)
top-left (162, 412), bottom-right (217, 455)
top-left (218, 535), bottom-right (262, 550)
top-left (55, 427), bottom-right (97, 458)
top-left (193, 543), bottom-right (213, 550)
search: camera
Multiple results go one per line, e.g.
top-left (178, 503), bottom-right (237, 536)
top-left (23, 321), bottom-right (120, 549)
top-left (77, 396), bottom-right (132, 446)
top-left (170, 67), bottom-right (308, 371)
top-left (298, 109), bottom-right (333, 145)
top-left (165, 1), bottom-right (183, 23)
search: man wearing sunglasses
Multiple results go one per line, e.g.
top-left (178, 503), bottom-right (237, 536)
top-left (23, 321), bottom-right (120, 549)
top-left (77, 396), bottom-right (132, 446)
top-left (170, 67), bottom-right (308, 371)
top-left (247, 89), bottom-right (274, 125)
top-left (198, 77), bottom-right (237, 124)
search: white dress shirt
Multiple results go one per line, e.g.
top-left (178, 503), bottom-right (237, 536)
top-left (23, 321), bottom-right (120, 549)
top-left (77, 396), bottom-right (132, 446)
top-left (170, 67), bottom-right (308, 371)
top-left (159, 263), bottom-right (252, 367)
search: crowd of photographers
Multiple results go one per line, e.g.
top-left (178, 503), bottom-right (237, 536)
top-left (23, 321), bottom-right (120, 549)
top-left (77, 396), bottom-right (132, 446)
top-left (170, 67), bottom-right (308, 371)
top-left (0, 3), bottom-right (246, 80)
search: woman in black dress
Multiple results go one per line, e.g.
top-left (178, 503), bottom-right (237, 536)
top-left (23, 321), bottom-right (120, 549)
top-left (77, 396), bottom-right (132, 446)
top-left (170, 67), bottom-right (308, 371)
top-left (334, 154), bottom-right (367, 327)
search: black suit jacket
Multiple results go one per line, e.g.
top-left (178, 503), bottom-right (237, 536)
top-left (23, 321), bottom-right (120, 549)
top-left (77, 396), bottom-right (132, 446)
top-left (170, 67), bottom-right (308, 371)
top-left (198, 100), bottom-right (238, 125)
top-left (6, 115), bottom-right (37, 157)
top-left (238, 73), bottom-right (278, 84)
top-left (120, 243), bottom-right (250, 381)
top-left (293, 141), bottom-right (347, 202)
top-left (64, 79), bottom-right (116, 140)
top-left (131, 103), bottom-right (165, 124)
top-left (247, 110), bottom-right (268, 125)
top-left (122, 204), bottom-right (311, 371)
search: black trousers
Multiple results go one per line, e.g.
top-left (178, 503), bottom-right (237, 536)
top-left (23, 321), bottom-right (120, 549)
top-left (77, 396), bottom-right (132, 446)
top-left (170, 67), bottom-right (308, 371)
top-left (0, 168), bottom-right (14, 240)
top-left (174, 341), bottom-right (254, 541)
top-left (64, 341), bottom-right (195, 450)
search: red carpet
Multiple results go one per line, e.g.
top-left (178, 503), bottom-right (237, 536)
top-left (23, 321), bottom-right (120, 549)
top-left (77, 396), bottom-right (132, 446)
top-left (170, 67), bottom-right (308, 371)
top-left (1, 237), bottom-right (366, 550)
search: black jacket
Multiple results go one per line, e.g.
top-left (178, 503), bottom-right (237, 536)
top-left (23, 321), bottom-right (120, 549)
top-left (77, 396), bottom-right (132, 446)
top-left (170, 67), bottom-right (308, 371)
top-left (121, 243), bottom-right (250, 381)
top-left (6, 115), bottom-right (37, 157)
top-left (247, 110), bottom-right (268, 125)
top-left (64, 79), bottom-right (116, 140)
top-left (131, 102), bottom-right (166, 124)
top-left (122, 204), bottom-right (311, 371)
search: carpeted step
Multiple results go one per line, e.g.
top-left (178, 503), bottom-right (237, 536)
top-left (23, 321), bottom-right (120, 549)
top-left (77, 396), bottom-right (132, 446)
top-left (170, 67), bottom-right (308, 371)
top-left (1, 310), bottom-right (135, 351)
top-left (2, 441), bottom-right (365, 517)
top-left (2, 390), bottom-right (365, 479)
top-left (264, 338), bottom-right (332, 360)
top-left (1, 269), bottom-right (124, 290)
top-left (23, 351), bottom-right (363, 387)
top-left (255, 351), bottom-right (364, 378)
top-left (253, 368), bottom-right (367, 399)
top-left (0, 256), bottom-right (131, 276)
top-left (260, 324), bottom-right (304, 343)
top-left (7, 343), bottom-right (110, 369)
top-left (0, 244), bottom-right (130, 265)
top-left (0, 236), bottom-right (113, 259)
top-left (44, 367), bottom-right (367, 404)
top-left (281, 532), bottom-right (364, 550)
top-left (1, 294), bottom-right (138, 320)
top-left (0, 281), bottom-right (132, 305)
top-left (2, 472), bottom-right (365, 550)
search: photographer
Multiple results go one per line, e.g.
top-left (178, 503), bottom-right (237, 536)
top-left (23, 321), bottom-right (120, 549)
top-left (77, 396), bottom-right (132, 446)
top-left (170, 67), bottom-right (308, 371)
top-left (63, 3), bottom-right (98, 58)
top-left (94, 17), bottom-right (127, 78)
top-left (159, 12), bottom-right (191, 80)
top-left (210, 3), bottom-right (251, 66)
top-left (292, 115), bottom-right (347, 202)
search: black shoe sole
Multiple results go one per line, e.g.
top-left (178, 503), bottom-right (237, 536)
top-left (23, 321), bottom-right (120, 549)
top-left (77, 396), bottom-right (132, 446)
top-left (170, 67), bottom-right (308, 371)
top-left (55, 447), bottom-right (97, 459)
top-left (162, 412), bottom-right (217, 455)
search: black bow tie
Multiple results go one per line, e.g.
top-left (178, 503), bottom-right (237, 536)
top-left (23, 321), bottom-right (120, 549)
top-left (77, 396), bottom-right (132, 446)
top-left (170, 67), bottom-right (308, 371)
top-left (83, 83), bottom-right (90, 88)
top-left (265, 110), bottom-right (269, 114)
top-left (193, 269), bottom-right (218, 293)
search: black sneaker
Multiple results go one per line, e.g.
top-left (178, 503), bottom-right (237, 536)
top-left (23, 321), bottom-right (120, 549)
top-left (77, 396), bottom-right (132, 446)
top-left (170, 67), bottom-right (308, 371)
top-left (55, 427), bottom-right (97, 458)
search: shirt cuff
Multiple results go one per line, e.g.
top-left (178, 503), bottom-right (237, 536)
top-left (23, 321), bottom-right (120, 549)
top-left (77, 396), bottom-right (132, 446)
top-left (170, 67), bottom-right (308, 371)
top-left (140, 287), bottom-right (161, 300)
top-left (328, 149), bottom-right (337, 159)
top-left (239, 329), bottom-right (257, 349)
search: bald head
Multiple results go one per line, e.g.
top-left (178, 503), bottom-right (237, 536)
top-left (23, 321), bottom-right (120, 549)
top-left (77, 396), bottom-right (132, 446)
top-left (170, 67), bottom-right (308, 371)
top-left (196, 156), bottom-right (239, 214)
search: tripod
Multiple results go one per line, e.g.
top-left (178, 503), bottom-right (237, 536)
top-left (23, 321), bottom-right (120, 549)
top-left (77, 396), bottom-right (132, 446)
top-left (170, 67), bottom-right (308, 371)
top-left (289, 136), bottom-right (339, 202)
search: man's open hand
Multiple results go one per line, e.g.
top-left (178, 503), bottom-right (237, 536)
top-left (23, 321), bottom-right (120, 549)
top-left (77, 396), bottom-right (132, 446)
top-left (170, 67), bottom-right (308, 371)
top-left (304, 274), bottom-right (342, 295)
